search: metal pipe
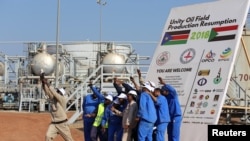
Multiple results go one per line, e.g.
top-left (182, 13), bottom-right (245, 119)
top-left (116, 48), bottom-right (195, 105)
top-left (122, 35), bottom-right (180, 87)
top-left (241, 37), bottom-right (250, 67)
top-left (55, 0), bottom-right (61, 87)
top-left (19, 76), bottom-right (55, 79)
top-left (18, 80), bottom-right (23, 112)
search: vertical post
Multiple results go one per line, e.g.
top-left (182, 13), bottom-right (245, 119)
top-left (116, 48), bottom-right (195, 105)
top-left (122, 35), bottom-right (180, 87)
top-left (99, 1), bottom-right (102, 66)
top-left (97, 0), bottom-right (106, 66)
top-left (55, 0), bottom-right (60, 87)
top-left (4, 55), bottom-right (7, 85)
top-left (99, 1), bottom-right (102, 48)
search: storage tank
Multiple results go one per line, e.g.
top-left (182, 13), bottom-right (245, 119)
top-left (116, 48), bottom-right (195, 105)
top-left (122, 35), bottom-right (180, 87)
top-left (30, 52), bottom-right (56, 76)
top-left (102, 53), bottom-right (126, 73)
top-left (0, 62), bottom-right (5, 76)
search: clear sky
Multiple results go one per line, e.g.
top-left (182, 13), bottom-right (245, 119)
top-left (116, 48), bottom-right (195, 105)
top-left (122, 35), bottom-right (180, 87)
top-left (0, 0), bottom-right (244, 58)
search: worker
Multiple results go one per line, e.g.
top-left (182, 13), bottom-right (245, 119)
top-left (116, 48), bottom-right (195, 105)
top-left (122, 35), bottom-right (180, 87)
top-left (137, 83), bottom-right (157, 141)
top-left (159, 77), bottom-right (182, 141)
top-left (40, 72), bottom-right (74, 141)
top-left (82, 82), bottom-right (104, 141)
top-left (120, 90), bottom-right (138, 141)
top-left (90, 94), bottom-right (113, 141)
top-left (101, 92), bottom-right (128, 141)
top-left (148, 87), bottom-right (170, 141)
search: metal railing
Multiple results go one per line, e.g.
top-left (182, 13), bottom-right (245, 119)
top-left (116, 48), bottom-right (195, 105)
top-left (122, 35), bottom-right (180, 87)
top-left (226, 77), bottom-right (250, 106)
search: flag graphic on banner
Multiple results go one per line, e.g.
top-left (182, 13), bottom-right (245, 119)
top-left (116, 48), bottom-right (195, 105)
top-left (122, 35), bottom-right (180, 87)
top-left (161, 30), bottom-right (190, 45)
top-left (208, 25), bottom-right (238, 42)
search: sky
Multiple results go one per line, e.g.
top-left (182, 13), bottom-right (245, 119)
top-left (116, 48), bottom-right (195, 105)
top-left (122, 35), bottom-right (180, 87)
top-left (0, 0), bottom-right (248, 59)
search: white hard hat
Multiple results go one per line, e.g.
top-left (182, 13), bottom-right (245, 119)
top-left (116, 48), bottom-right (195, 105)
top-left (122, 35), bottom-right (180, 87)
top-left (142, 84), bottom-right (154, 92)
top-left (128, 90), bottom-right (137, 96)
top-left (105, 94), bottom-right (113, 102)
top-left (107, 91), bottom-right (113, 96)
top-left (117, 93), bottom-right (127, 99)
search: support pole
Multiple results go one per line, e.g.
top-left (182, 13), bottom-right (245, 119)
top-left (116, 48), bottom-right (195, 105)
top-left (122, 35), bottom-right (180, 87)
top-left (55, 0), bottom-right (60, 87)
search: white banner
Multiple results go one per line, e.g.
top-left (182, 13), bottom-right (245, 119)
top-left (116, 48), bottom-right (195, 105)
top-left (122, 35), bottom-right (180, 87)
top-left (145, 0), bottom-right (250, 140)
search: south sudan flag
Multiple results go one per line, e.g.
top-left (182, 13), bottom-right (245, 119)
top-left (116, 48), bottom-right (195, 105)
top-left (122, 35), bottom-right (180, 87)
top-left (161, 30), bottom-right (190, 45)
top-left (208, 25), bottom-right (238, 42)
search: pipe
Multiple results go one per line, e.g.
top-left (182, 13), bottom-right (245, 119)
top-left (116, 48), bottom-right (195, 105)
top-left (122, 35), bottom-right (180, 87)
top-left (241, 37), bottom-right (250, 68)
top-left (18, 76), bottom-right (55, 80)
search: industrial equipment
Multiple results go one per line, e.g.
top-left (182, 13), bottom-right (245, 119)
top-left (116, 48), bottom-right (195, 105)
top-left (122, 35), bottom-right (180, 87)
top-left (0, 41), bottom-right (150, 121)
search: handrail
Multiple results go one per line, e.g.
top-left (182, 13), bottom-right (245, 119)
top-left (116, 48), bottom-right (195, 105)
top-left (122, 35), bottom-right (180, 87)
top-left (226, 77), bottom-right (249, 107)
top-left (230, 77), bottom-right (246, 96)
top-left (66, 65), bottom-right (103, 111)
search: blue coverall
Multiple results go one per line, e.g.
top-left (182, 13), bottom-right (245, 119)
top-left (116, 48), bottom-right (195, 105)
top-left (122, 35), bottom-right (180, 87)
top-left (101, 103), bottom-right (125, 141)
top-left (162, 84), bottom-right (182, 141)
top-left (154, 94), bottom-right (170, 141)
top-left (137, 91), bottom-right (157, 141)
top-left (82, 86), bottom-right (104, 141)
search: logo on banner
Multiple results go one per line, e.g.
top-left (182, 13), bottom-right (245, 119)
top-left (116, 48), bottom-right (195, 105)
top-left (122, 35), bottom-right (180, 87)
top-left (198, 69), bottom-right (210, 76)
top-left (180, 48), bottom-right (195, 64)
top-left (208, 25), bottom-right (238, 42)
top-left (203, 102), bottom-right (208, 107)
top-left (201, 50), bottom-right (216, 62)
top-left (218, 47), bottom-right (232, 61)
top-left (161, 30), bottom-right (190, 45)
top-left (213, 95), bottom-right (219, 101)
top-left (220, 47), bottom-right (232, 58)
top-left (213, 68), bottom-right (222, 84)
top-left (156, 51), bottom-right (170, 66)
top-left (210, 109), bottom-right (215, 115)
top-left (197, 78), bottom-right (207, 86)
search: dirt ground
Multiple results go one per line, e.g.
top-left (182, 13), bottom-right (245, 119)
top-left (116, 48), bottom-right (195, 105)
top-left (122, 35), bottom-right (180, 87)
top-left (0, 111), bottom-right (84, 141)
top-left (0, 109), bottom-right (247, 141)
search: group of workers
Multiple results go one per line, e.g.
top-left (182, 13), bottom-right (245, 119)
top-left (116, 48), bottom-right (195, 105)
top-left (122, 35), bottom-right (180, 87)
top-left (39, 69), bottom-right (182, 141)
top-left (82, 69), bottom-right (182, 141)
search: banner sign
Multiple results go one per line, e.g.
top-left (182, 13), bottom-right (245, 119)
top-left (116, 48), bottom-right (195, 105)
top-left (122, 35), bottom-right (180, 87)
top-left (145, 0), bottom-right (250, 140)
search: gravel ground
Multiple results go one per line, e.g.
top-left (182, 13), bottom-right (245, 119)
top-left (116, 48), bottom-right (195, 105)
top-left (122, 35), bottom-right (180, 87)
top-left (0, 111), bottom-right (84, 141)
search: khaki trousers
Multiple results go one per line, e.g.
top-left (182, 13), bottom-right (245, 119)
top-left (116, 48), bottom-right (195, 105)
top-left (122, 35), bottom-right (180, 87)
top-left (45, 122), bottom-right (74, 141)
top-left (122, 128), bottom-right (133, 141)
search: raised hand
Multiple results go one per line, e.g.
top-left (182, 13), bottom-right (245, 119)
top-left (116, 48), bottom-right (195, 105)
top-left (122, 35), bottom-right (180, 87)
top-left (137, 69), bottom-right (141, 78)
top-left (158, 77), bottom-right (165, 85)
top-left (130, 76), bottom-right (135, 82)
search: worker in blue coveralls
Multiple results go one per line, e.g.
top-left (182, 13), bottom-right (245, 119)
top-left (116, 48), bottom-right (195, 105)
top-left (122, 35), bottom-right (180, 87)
top-left (148, 87), bottom-right (170, 141)
top-left (102, 93), bottom-right (127, 141)
top-left (159, 77), bottom-right (182, 141)
top-left (137, 83), bottom-right (157, 141)
top-left (82, 82), bottom-right (104, 141)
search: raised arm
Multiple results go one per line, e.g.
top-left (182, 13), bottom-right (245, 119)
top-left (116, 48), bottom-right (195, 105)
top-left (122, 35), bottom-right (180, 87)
top-left (158, 77), bottom-right (176, 95)
top-left (122, 81), bottom-right (136, 94)
top-left (148, 91), bottom-right (157, 103)
top-left (137, 69), bottom-right (144, 86)
top-left (40, 72), bottom-right (54, 99)
top-left (113, 77), bottom-right (124, 95)
top-left (130, 76), bottom-right (140, 91)
top-left (88, 81), bottom-right (105, 102)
